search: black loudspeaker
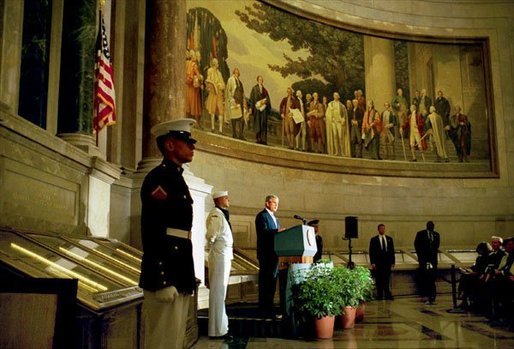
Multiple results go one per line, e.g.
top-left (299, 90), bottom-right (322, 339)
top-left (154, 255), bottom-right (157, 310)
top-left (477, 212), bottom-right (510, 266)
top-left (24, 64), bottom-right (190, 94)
top-left (345, 216), bottom-right (358, 239)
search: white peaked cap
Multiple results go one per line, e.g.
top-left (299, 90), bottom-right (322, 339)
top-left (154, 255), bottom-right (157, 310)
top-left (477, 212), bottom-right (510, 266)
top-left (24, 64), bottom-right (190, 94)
top-left (213, 191), bottom-right (229, 199)
top-left (151, 118), bottom-right (197, 143)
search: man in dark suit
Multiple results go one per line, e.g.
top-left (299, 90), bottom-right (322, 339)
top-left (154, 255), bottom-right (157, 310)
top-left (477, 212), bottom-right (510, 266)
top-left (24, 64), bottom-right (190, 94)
top-left (369, 224), bottom-right (395, 300)
top-left (255, 194), bottom-right (283, 316)
top-left (414, 220), bottom-right (441, 305)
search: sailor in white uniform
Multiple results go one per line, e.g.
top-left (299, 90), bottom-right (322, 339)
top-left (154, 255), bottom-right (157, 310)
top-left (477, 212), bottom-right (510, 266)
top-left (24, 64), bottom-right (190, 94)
top-left (206, 190), bottom-right (234, 339)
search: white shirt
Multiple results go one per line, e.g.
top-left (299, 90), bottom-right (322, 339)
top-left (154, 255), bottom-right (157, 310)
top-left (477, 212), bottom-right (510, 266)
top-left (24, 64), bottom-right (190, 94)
top-left (265, 207), bottom-right (278, 229)
top-left (379, 234), bottom-right (387, 251)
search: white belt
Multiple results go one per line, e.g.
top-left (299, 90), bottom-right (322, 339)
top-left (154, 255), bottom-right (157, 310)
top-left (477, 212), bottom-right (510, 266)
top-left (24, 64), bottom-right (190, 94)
top-left (166, 228), bottom-right (191, 239)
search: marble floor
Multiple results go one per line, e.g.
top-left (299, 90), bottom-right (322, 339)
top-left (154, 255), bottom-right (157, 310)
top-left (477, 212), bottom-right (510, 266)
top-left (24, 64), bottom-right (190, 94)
top-left (194, 294), bottom-right (514, 349)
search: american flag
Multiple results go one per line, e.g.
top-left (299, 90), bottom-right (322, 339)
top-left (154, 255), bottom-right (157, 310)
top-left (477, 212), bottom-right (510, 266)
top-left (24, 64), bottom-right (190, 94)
top-left (94, 11), bottom-right (116, 133)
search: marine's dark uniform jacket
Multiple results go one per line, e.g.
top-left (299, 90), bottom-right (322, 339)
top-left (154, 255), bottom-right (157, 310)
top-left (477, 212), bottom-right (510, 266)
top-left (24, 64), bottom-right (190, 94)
top-left (139, 159), bottom-right (196, 294)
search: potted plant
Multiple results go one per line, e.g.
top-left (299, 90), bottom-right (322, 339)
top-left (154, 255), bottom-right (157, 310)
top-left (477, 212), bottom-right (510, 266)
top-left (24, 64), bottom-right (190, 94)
top-left (334, 265), bottom-right (374, 328)
top-left (350, 266), bottom-right (374, 323)
top-left (292, 261), bottom-right (344, 339)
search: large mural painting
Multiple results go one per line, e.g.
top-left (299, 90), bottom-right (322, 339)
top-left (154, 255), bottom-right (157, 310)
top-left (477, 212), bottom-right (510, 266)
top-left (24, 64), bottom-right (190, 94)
top-left (186, 0), bottom-right (495, 174)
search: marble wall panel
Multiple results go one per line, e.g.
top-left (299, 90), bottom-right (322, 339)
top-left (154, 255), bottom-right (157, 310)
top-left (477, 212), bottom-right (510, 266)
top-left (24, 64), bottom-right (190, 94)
top-left (0, 157), bottom-right (80, 231)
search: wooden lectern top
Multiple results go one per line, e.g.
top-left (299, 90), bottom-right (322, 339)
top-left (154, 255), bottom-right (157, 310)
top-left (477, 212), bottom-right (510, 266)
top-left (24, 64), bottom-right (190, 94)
top-left (278, 256), bottom-right (313, 270)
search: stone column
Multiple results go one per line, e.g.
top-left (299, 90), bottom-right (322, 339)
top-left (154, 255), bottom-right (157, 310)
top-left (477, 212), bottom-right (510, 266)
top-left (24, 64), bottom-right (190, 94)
top-left (134, 0), bottom-right (209, 287)
top-left (141, 0), bottom-right (187, 165)
top-left (364, 36), bottom-right (395, 109)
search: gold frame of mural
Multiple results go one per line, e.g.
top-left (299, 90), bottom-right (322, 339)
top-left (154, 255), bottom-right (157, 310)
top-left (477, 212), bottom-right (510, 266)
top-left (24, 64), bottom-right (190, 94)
top-left (189, 0), bottom-right (498, 178)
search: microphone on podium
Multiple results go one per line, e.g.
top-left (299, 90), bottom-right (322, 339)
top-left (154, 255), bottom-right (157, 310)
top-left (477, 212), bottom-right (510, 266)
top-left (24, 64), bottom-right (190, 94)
top-left (293, 214), bottom-right (307, 225)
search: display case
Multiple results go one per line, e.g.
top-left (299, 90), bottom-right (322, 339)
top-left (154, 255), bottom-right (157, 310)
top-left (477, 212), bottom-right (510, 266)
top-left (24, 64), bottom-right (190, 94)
top-left (0, 227), bottom-right (144, 349)
top-left (444, 249), bottom-right (477, 266)
top-left (0, 228), bottom-right (142, 310)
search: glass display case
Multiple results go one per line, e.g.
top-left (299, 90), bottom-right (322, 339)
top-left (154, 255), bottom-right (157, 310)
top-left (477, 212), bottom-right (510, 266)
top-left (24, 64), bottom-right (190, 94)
top-left (0, 228), bottom-right (142, 310)
top-left (232, 248), bottom-right (259, 274)
top-left (444, 249), bottom-right (477, 266)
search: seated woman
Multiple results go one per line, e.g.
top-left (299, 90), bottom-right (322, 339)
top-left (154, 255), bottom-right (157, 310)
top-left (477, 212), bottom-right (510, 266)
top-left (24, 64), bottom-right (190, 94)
top-left (458, 241), bottom-right (492, 309)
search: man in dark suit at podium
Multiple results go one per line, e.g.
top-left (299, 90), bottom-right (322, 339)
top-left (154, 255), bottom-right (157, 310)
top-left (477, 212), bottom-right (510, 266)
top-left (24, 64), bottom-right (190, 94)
top-left (414, 221), bottom-right (441, 305)
top-left (369, 224), bottom-right (395, 300)
top-left (255, 194), bottom-right (284, 317)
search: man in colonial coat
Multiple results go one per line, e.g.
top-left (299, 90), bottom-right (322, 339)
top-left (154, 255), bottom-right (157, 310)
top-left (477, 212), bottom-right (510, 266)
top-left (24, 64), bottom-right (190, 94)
top-left (205, 58), bottom-right (225, 134)
top-left (401, 105), bottom-right (426, 161)
top-left (325, 92), bottom-right (351, 156)
top-left (426, 106), bottom-right (449, 162)
top-left (186, 50), bottom-right (203, 126)
top-left (279, 87), bottom-right (300, 149)
top-left (308, 92), bottom-right (326, 153)
top-left (249, 75), bottom-right (271, 145)
top-left (449, 106), bottom-right (472, 162)
top-left (362, 99), bottom-right (382, 160)
top-left (225, 68), bottom-right (245, 139)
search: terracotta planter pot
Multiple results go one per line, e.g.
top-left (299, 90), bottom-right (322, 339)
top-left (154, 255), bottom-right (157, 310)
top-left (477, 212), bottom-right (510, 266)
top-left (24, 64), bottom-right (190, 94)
top-left (314, 315), bottom-right (335, 339)
top-left (355, 302), bottom-right (366, 323)
top-left (340, 306), bottom-right (357, 329)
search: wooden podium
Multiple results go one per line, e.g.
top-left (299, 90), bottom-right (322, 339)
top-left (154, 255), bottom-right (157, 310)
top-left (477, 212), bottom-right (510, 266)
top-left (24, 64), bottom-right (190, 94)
top-left (274, 224), bottom-right (317, 269)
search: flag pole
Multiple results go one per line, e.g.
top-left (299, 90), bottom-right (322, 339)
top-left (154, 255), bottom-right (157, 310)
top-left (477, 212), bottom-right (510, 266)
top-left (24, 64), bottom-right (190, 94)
top-left (95, 3), bottom-right (102, 147)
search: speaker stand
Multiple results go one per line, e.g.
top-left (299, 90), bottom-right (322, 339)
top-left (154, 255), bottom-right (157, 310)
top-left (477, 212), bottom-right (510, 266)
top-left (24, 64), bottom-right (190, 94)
top-left (345, 237), bottom-right (355, 270)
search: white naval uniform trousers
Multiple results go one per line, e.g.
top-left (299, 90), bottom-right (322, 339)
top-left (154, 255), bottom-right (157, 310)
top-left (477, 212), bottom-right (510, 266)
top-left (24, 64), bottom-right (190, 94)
top-left (206, 207), bottom-right (234, 337)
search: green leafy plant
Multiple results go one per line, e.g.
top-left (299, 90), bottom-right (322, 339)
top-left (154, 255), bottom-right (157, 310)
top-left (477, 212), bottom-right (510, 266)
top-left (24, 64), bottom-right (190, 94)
top-left (335, 265), bottom-right (374, 308)
top-left (351, 266), bottom-right (374, 303)
top-left (292, 263), bottom-right (374, 318)
top-left (292, 262), bottom-right (344, 318)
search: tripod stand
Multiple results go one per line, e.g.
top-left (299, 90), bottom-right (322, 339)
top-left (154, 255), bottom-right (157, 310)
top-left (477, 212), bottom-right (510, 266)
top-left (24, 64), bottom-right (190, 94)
top-left (343, 236), bottom-right (355, 269)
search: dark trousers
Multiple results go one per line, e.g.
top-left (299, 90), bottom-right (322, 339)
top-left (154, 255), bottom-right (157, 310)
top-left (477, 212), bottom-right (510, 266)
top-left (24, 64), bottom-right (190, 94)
top-left (458, 273), bottom-right (481, 307)
top-left (374, 264), bottom-right (392, 298)
top-left (278, 268), bottom-right (288, 316)
top-left (231, 117), bottom-right (244, 139)
top-left (488, 277), bottom-right (514, 320)
top-left (254, 113), bottom-right (268, 144)
top-left (418, 266), bottom-right (437, 301)
top-left (258, 257), bottom-right (277, 314)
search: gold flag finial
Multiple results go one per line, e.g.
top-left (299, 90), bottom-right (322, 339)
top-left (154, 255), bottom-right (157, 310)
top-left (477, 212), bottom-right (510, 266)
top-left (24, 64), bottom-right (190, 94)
top-left (99, 0), bottom-right (105, 9)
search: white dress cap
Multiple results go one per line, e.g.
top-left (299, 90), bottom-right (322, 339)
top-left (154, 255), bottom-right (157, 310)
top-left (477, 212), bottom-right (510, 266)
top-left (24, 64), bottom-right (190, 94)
top-left (151, 118), bottom-right (197, 143)
top-left (213, 191), bottom-right (229, 199)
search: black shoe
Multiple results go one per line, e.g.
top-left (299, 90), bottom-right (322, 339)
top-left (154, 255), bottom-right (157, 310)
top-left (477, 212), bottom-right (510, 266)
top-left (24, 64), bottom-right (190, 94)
top-left (209, 333), bottom-right (233, 340)
top-left (376, 296), bottom-right (384, 300)
top-left (386, 295), bottom-right (394, 300)
top-left (489, 319), bottom-right (507, 327)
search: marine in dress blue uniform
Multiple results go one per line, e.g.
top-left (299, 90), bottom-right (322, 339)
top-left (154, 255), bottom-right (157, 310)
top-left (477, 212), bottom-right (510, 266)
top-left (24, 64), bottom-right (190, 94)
top-left (140, 118), bottom-right (197, 349)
